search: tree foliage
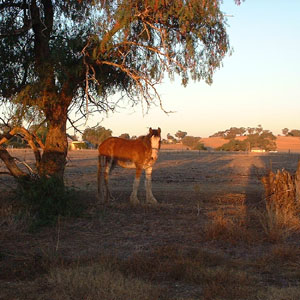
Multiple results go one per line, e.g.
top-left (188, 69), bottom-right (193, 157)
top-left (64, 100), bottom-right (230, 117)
top-left (0, 0), bottom-right (242, 181)
top-left (282, 128), bottom-right (289, 136)
top-left (119, 133), bottom-right (130, 140)
top-left (182, 136), bottom-right (205, 150)
top-left (287, 130), bottom-right (300, 137)
top-left (82, 126), bottom-right (112, 147)
top-left (281, 128), bottom-right (300, 137)
top-left (175, 130), bottom-right (187, 140)
top-left (210, 126), bottom-right (266, 139)
top-left (217, 139), bottom-right (247, 151)
top-left (217, 126), bottom-right (277, 152)
top-left (166, 133), bottom-right (177, 144)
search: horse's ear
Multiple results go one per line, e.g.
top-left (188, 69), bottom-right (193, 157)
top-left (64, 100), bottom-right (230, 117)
top-left (158, 127), bottom-right (161, 135)
top-left (149, 127), bottom-right (153, 135)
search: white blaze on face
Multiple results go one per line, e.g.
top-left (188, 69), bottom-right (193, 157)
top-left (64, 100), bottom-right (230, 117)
top-left (150, 135), bottom-right (160, 160)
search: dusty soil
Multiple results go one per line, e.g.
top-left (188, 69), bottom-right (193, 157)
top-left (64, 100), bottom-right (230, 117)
top-left (1, 149), bottom-right (300, 299)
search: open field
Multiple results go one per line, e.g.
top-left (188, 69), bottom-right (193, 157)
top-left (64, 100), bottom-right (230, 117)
top-left (1, 149), bottom-right (300, 299)
top-left (199, 136), bottom-right (300, 152)
top-left (163, 136), bottom-right (300, 152)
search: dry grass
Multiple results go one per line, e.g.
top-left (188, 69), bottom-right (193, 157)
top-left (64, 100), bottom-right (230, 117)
top-left (204, 208), bottom-right (257, 245)
top-left (257, 286), bottom-right (300, 300)
top-left (260, 168), bottom-right (300, 242)
top-left (2, 151), bottom-right (300, 299)
top-left (259, 201), bottom-right (300, 242)
top-left (118, 246), bottom-right (257, 300)
top-left (47, 260), bottom-right (163, 300)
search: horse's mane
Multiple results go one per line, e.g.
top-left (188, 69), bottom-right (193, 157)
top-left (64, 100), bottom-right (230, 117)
top-left (137, 129), bottom-right (160, 140)
top-left (137, 134), bottom-right (151, 147)
top-left (137, 134), bottom-right (147, 140)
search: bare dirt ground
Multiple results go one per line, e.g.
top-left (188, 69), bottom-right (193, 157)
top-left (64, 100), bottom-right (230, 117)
top-left (1, 149), bottom-right (300, 299)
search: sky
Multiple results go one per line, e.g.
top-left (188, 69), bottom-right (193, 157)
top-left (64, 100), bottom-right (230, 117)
top-left (74, 0), bottom-right (300, 139)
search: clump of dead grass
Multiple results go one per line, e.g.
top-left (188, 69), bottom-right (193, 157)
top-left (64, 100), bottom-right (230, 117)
top-left (204, 209), bottom-right (256, 245)
top-left (260, 169), bottom-right (300, 242)
top-left (259, 201), bottom-right (300, 242)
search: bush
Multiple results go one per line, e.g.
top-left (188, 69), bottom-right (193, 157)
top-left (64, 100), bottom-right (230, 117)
top-left (217, 139), bottom-right (248, 151)
top-left (17, 176), bottom-right (84, 230)
top-left (193, 142), bottom-right (207, 151)
top-left (246, 133), bottom-right (276, 151)
top-left (182, 136), bottom-right (206, 150)
top-left (217, 133), bottom-right (277, 152)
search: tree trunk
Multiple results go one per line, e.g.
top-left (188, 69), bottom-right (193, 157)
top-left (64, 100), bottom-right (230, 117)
top-left (39, 104), bottom-right (69, 179)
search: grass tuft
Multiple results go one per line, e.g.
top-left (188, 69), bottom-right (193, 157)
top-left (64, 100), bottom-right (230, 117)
top-left (259, 201), bottom-right (300, 242)
top-left (204, 209), bottom-right (256, 245)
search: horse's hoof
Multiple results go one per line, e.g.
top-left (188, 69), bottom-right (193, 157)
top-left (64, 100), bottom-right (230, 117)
top-left (146, 197), bottom-right (158, 204)
top-left (130, 195), bottom-right (140, 205)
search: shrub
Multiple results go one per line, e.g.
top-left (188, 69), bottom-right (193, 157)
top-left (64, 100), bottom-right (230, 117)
top-left (182, 136), bottom-right (206, 150)
top-left (17, 176), bottom-right (83, 230)
top-left (217, 139), bottom-right (247, 151)
top-left (193, 142), bottom-right (207, 151)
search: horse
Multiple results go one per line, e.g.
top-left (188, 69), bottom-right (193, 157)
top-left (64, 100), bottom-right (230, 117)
top-left (97, 127), bottom-right (161, 204)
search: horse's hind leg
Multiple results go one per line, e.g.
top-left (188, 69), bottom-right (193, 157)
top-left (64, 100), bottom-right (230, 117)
top-left (97, 155), bottom-right (105, 202)
top-left (103, 157), bottom-right (115, 201)
top-left (130, 167), bottom-right (142, 205)
top-left (145, 167), bottom-right (157, 204)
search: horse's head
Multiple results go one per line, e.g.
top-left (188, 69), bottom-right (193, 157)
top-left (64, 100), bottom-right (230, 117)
top-left (149, 127), bottom-right (161, 150)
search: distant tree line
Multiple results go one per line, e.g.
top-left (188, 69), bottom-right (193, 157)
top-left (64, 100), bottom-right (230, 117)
top-left (164, 130), bottom-right (206, 150)
top-left (210, 125), bottom-right (268, 139)
top-left (81, 127), bottom-right (137, 148)
top-left (215, 125), bottom-right (277, 152)
top-left (282, 128), bottom-right (300, 137)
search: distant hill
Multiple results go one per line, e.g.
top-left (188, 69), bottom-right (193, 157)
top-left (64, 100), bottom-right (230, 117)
top-left (162, 136), bottom-right (300, 153)
top-left (274, 136), bottom-right (300, 152)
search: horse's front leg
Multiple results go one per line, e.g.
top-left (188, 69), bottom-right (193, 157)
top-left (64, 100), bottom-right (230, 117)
top-left (130, 167), bottom-right (142, 204)
top-left (145, 167), bottom-right (157, 204)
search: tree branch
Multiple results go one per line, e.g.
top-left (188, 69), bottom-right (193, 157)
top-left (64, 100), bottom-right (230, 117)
top-left (0, 127), bottom-right (44, 173)
top-left (0, 147), bottom-right (29, 179)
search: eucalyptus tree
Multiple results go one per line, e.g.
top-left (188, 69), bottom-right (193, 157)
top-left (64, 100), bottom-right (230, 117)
top-left (0, 0), bottom-right (242, 182)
